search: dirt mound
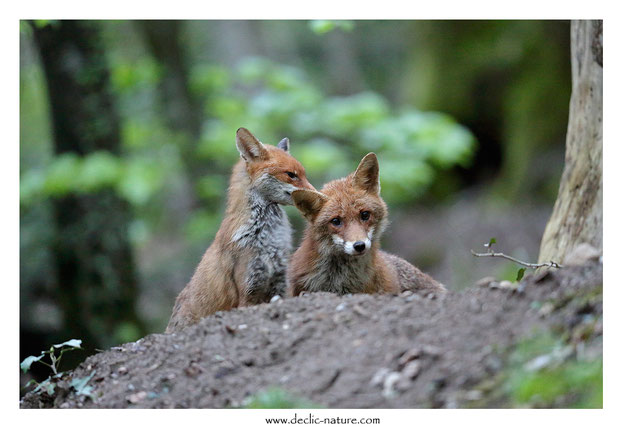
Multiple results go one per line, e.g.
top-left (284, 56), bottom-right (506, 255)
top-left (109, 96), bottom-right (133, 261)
top-left (21, 261), bottom-right (602, 408)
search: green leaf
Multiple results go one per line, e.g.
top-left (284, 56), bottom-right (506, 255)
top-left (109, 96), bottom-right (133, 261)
top-left (70, 371), bottom-right (96, 398)
top-left (20, 354), bottom-right (45, 373)
top-left (44, 381), bottom-right (56, 395)
top-left (33, 378), bottom-right (55, 395)
top-left (53, 339), bottom-right (82, 349)
top-left (516, 268), bottom-right (526, 281)
top-left (487, 237), bottom-right (497, 248)
top-left (309, 20), bottom-right (354, 35)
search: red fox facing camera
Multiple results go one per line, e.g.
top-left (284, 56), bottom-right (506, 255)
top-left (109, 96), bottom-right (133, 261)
top-left (287, 153), bottom-right (445, 297)
top-left (166, 128), bottom-right (315, 332)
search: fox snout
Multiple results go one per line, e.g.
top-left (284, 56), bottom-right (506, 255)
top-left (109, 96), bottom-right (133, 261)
top-left (332, 226), bottom-right (374, 256)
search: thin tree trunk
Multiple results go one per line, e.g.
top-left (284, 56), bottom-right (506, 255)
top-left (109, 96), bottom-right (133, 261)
top-left (538, 20), bottom-right (603, 264)
top-left (32, 20), bottom-right (145, 349)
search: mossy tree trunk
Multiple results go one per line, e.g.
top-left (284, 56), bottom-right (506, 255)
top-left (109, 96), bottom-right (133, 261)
top-left (32, 20), bottom-right (145, 349)
top-left (538, 20), bottom-right (603, 264)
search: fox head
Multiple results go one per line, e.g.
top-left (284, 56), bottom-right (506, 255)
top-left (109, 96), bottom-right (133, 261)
top-left (236, 127), bottom-right (315, 205)
top-left (292, 153), bottom-right (388, 257)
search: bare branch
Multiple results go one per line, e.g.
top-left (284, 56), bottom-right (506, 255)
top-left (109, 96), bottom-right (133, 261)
top-left (470, 249), bottom-right (564, 269)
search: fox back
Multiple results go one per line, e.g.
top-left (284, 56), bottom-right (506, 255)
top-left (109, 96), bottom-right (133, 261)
top-left (166, 128), bottom-right (315, 332)
top-left (287, 153), bottom-right (444, 296)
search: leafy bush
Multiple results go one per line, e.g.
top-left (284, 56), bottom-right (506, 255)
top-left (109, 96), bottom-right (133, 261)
top-left (20, 53), bottom-right (476, 245)
top-left (193, 57), bottom-right (476, 207)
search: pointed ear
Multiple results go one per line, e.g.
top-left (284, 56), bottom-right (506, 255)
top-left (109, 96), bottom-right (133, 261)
top-left (352, 153), bottom-right (380, 194)
top-left (277, 137), bottom-right (290, 153)
top-left (236, 127), bottom-right (268, 161)
top-left (292, 190), bottom-right (328, 222)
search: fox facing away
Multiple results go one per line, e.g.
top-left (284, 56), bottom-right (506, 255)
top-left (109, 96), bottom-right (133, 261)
top-left (287, 153), bottom-right (445, 297)
top-left (166, 128), bottom-right (315, 332)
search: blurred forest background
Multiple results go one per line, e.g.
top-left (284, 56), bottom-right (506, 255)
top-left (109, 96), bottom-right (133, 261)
top-left (20, 20), bottom-right (571, 372)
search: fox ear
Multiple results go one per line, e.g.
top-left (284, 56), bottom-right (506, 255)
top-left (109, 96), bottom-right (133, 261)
top-left (236, 127), bottom-right (268, 161)
top-left (292, 190), bottom-right (328, 222)
top-left (352, 153), bottom-right (380, 194)
top-left (277, 137), bottom-right (290, 153)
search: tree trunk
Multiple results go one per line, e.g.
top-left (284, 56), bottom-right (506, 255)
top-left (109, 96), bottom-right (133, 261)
top-left (32, 20), bottom-right (145, 349)
top-left (538, 20), bottom-right (603, 264)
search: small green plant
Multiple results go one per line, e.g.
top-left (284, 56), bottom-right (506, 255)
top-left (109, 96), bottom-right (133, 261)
top-left (20, 339), bottom-right (82, 396)
top-left (505, 332), bottom-right (602, 408)
top-left (243, 387), bottom-right (322, 409)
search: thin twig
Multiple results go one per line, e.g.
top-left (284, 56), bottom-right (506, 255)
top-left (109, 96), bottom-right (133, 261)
top-left (470, 249), bottom-right (564, 269)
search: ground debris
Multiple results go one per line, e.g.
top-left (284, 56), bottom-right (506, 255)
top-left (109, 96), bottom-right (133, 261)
top-left (20, 262), bottom-right (602, 409)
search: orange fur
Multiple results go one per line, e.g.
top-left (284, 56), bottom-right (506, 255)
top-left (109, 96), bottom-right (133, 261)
top-left (166, 128), bottom-right (315, 332)
top-left (288, 153), bottom-right (445, 297)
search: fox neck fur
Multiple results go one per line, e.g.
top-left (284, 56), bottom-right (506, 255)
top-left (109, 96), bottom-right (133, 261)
top-left (225, 161), bottom-right (292, 298)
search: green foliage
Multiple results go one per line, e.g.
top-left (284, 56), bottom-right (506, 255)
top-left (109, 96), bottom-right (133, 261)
top-left (243, 387), bottom-right (322, 409)
top-left (20, 354), bottom-right (45, 373)
top-left (192, 57), bottom-right (476, 207)
top-left (21, 339), bottom-right (83, 396)
top-left (516, 268), bottom-right (526, 281)
top-left (504, 333), bottom-right (602, 408)
top-left (20, 151), bottom-right (166, 207)
top-left (70, 371), bottom-right (97, 399)
top-left (308, 20), bottom-right (354, 35)
top-left (114, 322), bottom-right (142, 344)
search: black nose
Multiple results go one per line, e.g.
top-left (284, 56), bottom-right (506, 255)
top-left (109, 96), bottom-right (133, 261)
top-left (353, 241), bottom-right (366, 253)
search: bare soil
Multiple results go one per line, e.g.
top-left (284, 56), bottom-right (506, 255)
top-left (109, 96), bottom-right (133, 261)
top-left (20, 261), bottom-right (602, 409)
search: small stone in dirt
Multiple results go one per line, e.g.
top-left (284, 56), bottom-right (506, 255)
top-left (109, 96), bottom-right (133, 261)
top-left (401, 291), bottom-right (413, 297)
top-left (225, 325), bottom-right (237, 335)
top-left (238, 324), bottom-right (248, 330)
top-left (402, 360), bottom-right (421, 380)
top-left (335, 303), bottom-right (347, 312)
top-left (405, 294), bottom-right (421, 302)
top-left (270, 295), bottom-right (282, 303)
top-left (395, 376), bottom-right (412, 392)
top-left (126, 391), bottom-right (147, 404)
top-left (353, 305), bottom-right (370, 317)
top-left (422, 345), bottom-right (442, 357)
top-left (464, 390), bottom-right (483, 401)
top-left (382, 372), bottom-right (402, 398)
top-left (118, 366), bottom-right (128, 375)
top-left (370, 368), bottom-right (391, 388)
top-left (398, 348), bottom-right (421, 367)
top-left (524, 354), bottom-right (552, 372)
top-left (184, 362), bottom-right (204, 377)
top-left (499, 280), bottom-right (514, 289)
top-left (475, 276), bottom-right (497, 288)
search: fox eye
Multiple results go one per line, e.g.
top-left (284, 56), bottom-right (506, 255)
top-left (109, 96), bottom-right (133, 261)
top-left (286, 171), bottom-right (297, 179)
top-left (330, 217), bottom-right (342, 226)
top-left (360, 211), bottom-right (370, 221)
